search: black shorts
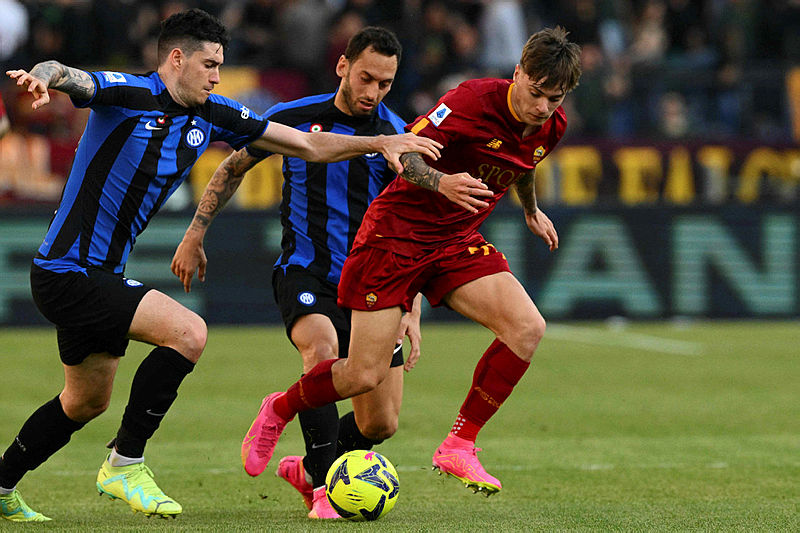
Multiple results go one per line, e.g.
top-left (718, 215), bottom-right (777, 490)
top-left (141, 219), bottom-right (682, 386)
top-left (272, 266), bottom-right (403, 367)
top-left (30, 263), bottom-right (151, 365)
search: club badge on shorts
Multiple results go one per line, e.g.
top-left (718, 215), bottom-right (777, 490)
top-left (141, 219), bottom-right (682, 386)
top-left (298, 291), bottom-right (316, 306)
top-left (365, 292), bottom-right (378, 307)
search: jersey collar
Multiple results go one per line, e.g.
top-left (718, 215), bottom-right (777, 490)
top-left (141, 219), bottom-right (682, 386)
top-left (507, 83), bottom-right (523, 123)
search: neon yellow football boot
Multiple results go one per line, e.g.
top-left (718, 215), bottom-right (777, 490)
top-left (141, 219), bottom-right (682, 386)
top-left (96, 456), bottom-right (182, 518)
top-left (0, 489), bottom-right (51, 522)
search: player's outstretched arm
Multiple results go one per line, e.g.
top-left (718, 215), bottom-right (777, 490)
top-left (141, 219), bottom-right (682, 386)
top-left (7, 61), bottom-right (95, 109)
top-left (249, 122), bottom-right (441, 172)
top-left (516, 169), bottom-right (558, 251)
top-left (398, 152), bottom-right (493, 213)
top-left (171, 147), bottom-right (264, 292)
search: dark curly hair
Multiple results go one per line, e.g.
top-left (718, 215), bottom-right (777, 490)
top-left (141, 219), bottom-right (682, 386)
top-left (157, 8), bottom-right (229, 65)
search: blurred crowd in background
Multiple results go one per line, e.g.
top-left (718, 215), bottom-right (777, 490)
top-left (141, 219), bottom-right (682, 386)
top-left (0, 0), bottom-right (799, 205)
top-left (2, 0), bottom-right (799, 138)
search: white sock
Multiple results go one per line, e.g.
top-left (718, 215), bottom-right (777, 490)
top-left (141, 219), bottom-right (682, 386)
top-left (108, 449), bottom-right (144, 467)
top-left (0, 486), bottom-right (14, 495)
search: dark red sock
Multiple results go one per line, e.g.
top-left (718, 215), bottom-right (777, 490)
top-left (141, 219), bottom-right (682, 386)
top-left (451, 339), bottom-right (530, 441)
top-left (273, 359), bottom-right (342, 420)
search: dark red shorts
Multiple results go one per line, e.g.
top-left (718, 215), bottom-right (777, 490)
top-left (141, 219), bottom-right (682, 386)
top-left (338, 241), bottom-right (511, 312)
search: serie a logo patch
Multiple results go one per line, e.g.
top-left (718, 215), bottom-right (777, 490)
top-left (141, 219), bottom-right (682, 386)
top-left (428, 103), bottom-right (452, 127)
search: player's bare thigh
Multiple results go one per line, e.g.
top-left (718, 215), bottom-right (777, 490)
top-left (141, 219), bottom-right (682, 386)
top-left (127, 290), bottom-right (207, 362)
top-left (351, 365), bottom-right (404, 441)
top-left (60, 352), bottom-right (120, 422)
top-left (290, 313), bottom-right (339, 373)
top-left (443, 271), bottom-right (545, 361)
top-left (332, 307), bottom-right (403, 397)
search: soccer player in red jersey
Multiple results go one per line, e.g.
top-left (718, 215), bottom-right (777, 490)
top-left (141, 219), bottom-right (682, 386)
top-left (241, 26), bottom-right (582, 495)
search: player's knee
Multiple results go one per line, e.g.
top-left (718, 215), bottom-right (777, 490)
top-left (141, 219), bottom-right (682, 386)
top-left (301, 342), bottom-right (338, 369)
top-left (350, 366), bottom-right (387, 395)
top-left (503, 314), bottom-right (545, 360)
top-left (61, 395), bottom-right (110, 423)
top-left (177, 314), bottom-right (207, 362)
top-left (360, 418), bottom-right (398, 441)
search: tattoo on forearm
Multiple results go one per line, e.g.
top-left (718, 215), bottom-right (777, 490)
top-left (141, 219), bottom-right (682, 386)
top-left (515, 170), bottom-right (537, 214)
top-left (31, 61), bottom-right (95, 100)
top-left (191, 150), bottom-right (262, 230)
top-left (399, 152), bottom-right (444, 191)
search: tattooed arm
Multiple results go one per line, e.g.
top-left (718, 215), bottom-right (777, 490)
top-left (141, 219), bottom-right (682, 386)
top-left (398, 152), bottom-right (493, 213)
top-left (517, 168), bottom-right (559, 251)
top-left (7, 60), bottom-right (95, 109)
top-left (514, 169), bottom-right (538, 215)
top-left (171, 148), bottom-right (265, 291)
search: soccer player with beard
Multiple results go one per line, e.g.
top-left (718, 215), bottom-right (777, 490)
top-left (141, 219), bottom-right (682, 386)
top-left (172, 27), bottom-right (422, 519)
top-left (238, 26), bottom-right (582, 497)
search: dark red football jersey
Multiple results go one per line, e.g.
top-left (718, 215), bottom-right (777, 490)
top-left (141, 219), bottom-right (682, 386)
top-left (353, 78), bottom-right (566, 256)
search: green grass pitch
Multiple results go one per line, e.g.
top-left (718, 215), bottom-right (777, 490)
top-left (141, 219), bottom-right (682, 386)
top-left (1, 321), bottom-right (798, 531)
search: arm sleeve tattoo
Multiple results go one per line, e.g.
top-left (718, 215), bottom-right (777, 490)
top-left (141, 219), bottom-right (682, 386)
top-left (190, 149), bottom-right (264, 231)
top-left (399, 152), bottom-right (444, 192)
top-left (514, 169), bottom-right (538, 215)
top-left (30, 61), bottom-right (95, 100)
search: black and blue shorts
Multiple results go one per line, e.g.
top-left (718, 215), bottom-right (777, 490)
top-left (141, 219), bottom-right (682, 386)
top-left (272, 266), bottom-right (403, 367)
top-left (30, 263), bottom-right (151, 365)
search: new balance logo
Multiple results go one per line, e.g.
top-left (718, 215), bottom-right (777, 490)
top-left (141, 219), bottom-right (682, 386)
top-left (486, 138), bottom-right (502, 150)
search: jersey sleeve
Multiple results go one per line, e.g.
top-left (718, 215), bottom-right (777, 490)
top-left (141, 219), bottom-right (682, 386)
top-left (69, 70), bottom-right (146, 108)
top-left (242, 100), bottom-right (292, 159)
top-left (207, 94), bottom-right (269, 150)
top-left (405, 83), bottom-right (483, 147)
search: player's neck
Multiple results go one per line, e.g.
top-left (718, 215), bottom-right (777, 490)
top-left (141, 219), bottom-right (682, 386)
top-left (521, 124), bottom-right (540, 138)
top-left (157, 69), bottom-right (190, 108)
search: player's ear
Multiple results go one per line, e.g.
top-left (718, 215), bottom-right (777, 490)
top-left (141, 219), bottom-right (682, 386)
top-left (169, 48), bottom-right (184, 70)
top-left (335, 55), bottom-right (348, 78)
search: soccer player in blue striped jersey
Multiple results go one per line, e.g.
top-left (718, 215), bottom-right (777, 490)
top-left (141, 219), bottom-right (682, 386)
top-left (171, 27), bottom-right (422, 519)
top-left (0, 10), bottom-right (440, 523)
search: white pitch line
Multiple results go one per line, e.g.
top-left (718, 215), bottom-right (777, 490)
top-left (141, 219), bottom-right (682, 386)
top-left (545, 324), bottom-right (704, 356)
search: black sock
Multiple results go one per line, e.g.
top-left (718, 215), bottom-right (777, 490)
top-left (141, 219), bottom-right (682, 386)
top-left (113, 346), bottom-right (194, 458)
top-left (0, 395), bottom-right (84, 488)
top-left (299, 403), bottom-right (339, 488)
top-left (336, 411), bottom-right (383, 457)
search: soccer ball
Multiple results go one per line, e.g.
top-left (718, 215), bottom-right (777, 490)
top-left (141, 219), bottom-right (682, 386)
top-left (325, 450), bottom-right (400, 521)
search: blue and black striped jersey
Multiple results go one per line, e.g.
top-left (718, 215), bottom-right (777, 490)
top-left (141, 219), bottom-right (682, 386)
top-left (35, 70), bottom-right (269, 274)
top-left (248, 93), bottom-right (405, 284)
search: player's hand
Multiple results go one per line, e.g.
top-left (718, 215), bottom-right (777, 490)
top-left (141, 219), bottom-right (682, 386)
top-left (6, 69), bottom-right (51, 110)
top-left (525, 209), bottom-right (558, 251)
top-left (397, 306), bottom-right (422, 372)
top-left (379, 133), bottom-right (442, 174)
top-left (171, 236), bottom-right (207, 292)
top-left (438, 173), bottom-right (494, 213)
